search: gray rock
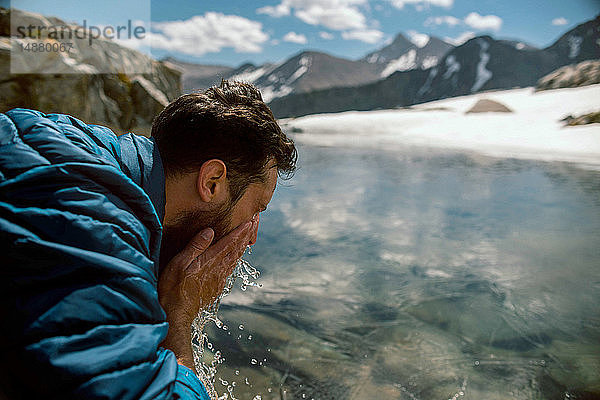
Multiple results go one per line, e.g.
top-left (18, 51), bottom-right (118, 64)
top-left (561, 110), bottom-right (600, 126)
top-left (466, 98), bottom-right (513, 114)
top-left (0, 7), bottom-right (181, 136)
top-left (536, 60), bottom-right (600, 91)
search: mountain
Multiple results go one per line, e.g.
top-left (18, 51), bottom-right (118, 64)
top-left (175, 34), bottom-right (452, 101)
top-left (163, 57), bottom-right (233, 93)
top-left (0, 8), bottom-right (181, 135)
top-left (174, 51), bottom-right (382, 102)
top-left (269, 15), bottom-right (600, 118)
top-left (234, 51), bottom-right (382, 102)
top-left (544, 15), bottom-right (600, 65)
top-left (363, 33), bottom-right (454, 77)
top-left (415, 35), bottom-right (558, 103)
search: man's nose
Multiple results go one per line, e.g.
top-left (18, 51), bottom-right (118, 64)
top-left (249, 214), bottom-right (260, 246)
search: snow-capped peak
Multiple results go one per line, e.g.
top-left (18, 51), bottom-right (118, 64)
top-left (408, 31), bottom-right (431, 48)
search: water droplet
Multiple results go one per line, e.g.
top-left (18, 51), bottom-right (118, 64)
top-left (245, 377), bottom-right (250, 385)
top-left (238, 324), bottom-right (244, 330)
top-left (474, 360), bottom-right (480, 366)
top-left (248, 335), bottom-right (252, 340)
top-left (302, 394), bottom-right (306, 399)
top-left (235, 370), bottom-right (240, 375)
top-left (188, 255), bottom-right (263, 399)
top-left (251, 358), bottom-right (258, 365)
top-left (267, 388), bottom-right (272, 393)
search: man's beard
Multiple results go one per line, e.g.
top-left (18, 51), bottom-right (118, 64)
top-left (159, 199), bottom-right (233, 273)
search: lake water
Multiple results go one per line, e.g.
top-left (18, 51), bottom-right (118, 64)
top-left (204, 143), bottom-right (600, 399)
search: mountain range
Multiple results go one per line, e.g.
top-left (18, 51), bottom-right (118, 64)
top-left (269, 15), bottom-right (600, 118)
top-left (171, 32), bottom-right (456, 102)
top-left (172, 15), bottom-right (599, 118)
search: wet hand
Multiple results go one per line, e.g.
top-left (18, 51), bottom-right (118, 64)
top-left (158, 220), bottom-right (255, 369)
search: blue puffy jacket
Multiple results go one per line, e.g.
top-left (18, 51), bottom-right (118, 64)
top-left (0, 109), bottom-right (210, 399)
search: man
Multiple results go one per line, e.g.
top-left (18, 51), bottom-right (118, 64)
top-left (0, 80), bottom-right (297, 399)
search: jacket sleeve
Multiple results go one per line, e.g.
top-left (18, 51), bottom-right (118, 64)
top-left (0, 109), bottom-right (210, 400)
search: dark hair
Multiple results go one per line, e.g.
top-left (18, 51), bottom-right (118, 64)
top-left (151, 80), bottom-right (297, 204)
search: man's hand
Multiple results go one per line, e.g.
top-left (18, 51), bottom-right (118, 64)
top-left (158, 220), bottom-right (256, 371)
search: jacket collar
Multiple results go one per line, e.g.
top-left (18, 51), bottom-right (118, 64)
top-left (117, 133), bottom-right (166, 224)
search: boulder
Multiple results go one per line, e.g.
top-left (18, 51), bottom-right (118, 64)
top-left (465, 98), bottom-right (513, 114)
top-left (561, 111), bottom-right (600, 126)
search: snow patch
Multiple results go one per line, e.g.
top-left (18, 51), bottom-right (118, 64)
top-left (229, 66), bottom-right (269, 83)
top-left (288, 55), bottom-right (312, 83)
top-left (471, 39), bottom-right (493, 93)
top-left (417, 67), bottom-right (437, 97)
top-left (408, 31), bottom-right (430, 48)
top-left (380, 49), bottom-right (417, 78)
top-left (421, 55), bottom-right (438, 69)
top-left (260, 84), bottom-right (293, 102)
top-left (289, 65), bottom-right (308, 82)
top-left (284, 85), bottom-right (600, 168)
top-left (367, 54), bottom-right (379, 63)
top-left (443, 55), bottom-right (460, 79)
top-left (515, 42), bottom-right (525, 50)
top-left (568, 35), bottom-right (582, 59)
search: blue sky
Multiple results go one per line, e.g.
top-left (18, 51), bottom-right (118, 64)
top-left (7, 0), bottom-right (599, 66)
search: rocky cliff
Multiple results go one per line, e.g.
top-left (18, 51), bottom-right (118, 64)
top-left (0, 8), bottom-right (181, 136)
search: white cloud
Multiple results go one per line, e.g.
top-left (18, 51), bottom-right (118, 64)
top-left (464, 12), bottom-right (502, 31)
top-left (319, 31), bottom-right (335, 40)
top-left (444, 31), bottom-right (475, 46)
top-left (257, 3), bottom-right (291, 17)
top-left (342, 29), bottom-right (384, 43)
top-left (296, 4), bottom-right (367, 30)
top-left (424, 15), bottom-right (461, 27)
top-left (256, 0), bottom-right (371, 31)
top-left (283, 31), bottom-right (308, 44)
top-left (407, 30), bottom-right (430, 48)
top-left (552, 17), bottom-right (568, 26)
top-left (150, 12), bottom-right (268, 55)
top-left (388, 0), bottom-right (453, 10)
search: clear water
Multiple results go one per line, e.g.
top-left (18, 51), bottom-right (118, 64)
top-left (200, 144), bottom-right (600, 399)
top-left (191, 255), bottom-right (263, 399)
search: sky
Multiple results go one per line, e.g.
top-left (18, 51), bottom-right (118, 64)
top-left (6, 0), bottom-right (600, 67)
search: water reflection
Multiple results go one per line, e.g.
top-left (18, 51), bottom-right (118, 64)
top-left (206, 144), bottom-right (600, 399)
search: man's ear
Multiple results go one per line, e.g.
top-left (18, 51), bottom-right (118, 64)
top-left (197, 159), bottom-right (227, 202)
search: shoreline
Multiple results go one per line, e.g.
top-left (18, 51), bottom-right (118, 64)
top-left (282, 85), bottom-right (600, 169)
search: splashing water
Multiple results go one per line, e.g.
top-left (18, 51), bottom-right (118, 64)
top-left (190, 246), bottom-right (263, 400)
